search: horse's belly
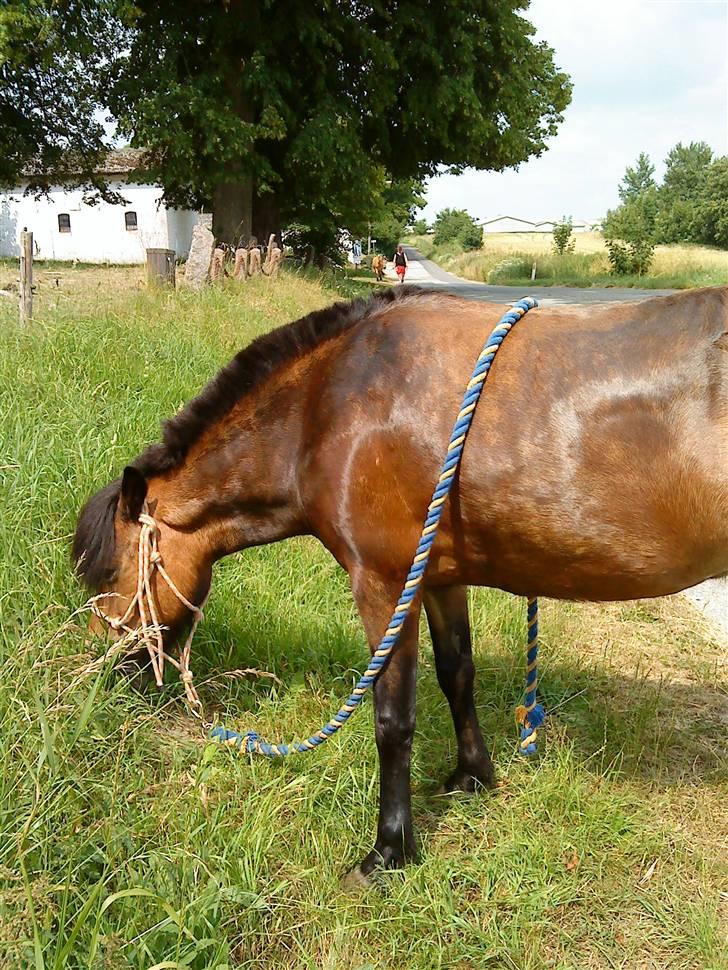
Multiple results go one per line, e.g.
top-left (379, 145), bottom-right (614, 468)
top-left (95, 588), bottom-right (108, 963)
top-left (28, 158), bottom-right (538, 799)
top-left (456, 456), bottom-right (728, 601)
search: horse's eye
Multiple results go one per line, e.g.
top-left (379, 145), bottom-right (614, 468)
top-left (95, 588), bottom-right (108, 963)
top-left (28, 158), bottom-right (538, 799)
top-left (101, 568), bottom-right (118, 587)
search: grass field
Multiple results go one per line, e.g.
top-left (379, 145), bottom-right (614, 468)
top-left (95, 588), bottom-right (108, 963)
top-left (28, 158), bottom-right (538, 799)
top-left (0, 268), bottom-right (726, 968)
top-left (412, 232), bottom-right (728, 289)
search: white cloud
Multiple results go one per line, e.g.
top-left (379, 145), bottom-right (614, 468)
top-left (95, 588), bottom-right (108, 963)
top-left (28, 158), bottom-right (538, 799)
top-left (422, 0), bottom-right (728, 222)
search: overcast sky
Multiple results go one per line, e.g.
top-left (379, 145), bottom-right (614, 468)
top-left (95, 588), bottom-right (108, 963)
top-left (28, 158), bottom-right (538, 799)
top-left (422, 0), bottom-right (728, 224)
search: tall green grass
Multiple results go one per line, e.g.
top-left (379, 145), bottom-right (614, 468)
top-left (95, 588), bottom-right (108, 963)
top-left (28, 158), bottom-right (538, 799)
top-left (0, 271), bottom-right (725, 967)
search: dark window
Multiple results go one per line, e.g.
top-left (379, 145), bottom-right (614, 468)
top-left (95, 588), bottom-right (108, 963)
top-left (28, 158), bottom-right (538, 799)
top-left (125, 211), bottom-right (138, 231)
top-left (58, 213), bottom-right (71, 233)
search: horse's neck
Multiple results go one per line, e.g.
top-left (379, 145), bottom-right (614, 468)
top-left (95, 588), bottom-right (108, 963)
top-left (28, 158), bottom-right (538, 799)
top-left (151, 356), bottom-right (316, 558)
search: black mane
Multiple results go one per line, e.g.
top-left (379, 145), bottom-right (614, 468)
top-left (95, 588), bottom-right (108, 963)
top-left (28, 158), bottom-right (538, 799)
top-left (73, 285), bottom-right (427, 587)
top-left (132, 285), bottom-right (424, 478)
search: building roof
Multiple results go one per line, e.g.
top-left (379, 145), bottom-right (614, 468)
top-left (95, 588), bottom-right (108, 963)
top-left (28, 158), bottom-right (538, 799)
top-left (21, 147), bottom-right (148, 179)
top-left (481, 215), bottom-right (536, 226)
top-left (480, 215), bottom-right (603, 228)
top-left (93, 148), bottom-right (147, 174)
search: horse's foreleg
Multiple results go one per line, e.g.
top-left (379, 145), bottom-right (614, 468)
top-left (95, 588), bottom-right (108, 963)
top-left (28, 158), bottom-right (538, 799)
top-left (424, 585), bottom-right (495, 792)
top-left (346, 569), bottom-right (420, 885)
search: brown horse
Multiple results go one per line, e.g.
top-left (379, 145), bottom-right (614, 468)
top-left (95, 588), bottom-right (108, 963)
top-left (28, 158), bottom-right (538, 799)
top-left (371, 254), bottom-right (386, 282)
top-left (73, 285), bottom-right (728, 884)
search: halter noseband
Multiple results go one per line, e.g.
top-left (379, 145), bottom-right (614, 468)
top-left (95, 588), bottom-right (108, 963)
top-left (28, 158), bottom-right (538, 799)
top-left (88, 501), bottom-right (205, 710)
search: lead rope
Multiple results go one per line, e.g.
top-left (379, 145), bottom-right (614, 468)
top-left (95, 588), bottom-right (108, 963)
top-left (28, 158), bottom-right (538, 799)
top-left (212, 296), bottom-right (545, 758)
top-left (515, 597), bottom-right (545, 754)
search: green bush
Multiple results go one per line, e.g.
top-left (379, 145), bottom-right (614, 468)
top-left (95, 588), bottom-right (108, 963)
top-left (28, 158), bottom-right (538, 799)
top-left (486, 256), bottom-right (533, 283)
top-left (433, 208), bottom-right (482, 250)
top-left (460, 221), bottom-right (483, 250)
top-left (605, 238), bottom-right (654, 275)
top-left (552, 219), bottom-right (575, 255)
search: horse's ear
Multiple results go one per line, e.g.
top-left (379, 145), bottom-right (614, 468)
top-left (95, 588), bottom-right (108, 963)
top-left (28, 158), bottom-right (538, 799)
top-left (119, 466), bottom-right (147, 522)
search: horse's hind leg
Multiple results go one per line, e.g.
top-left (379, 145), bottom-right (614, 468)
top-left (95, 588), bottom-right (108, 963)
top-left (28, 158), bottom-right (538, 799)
top-left (424, 585), bottom-right (495, 792)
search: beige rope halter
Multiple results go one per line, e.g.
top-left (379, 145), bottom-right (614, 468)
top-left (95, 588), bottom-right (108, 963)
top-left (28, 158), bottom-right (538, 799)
top-left (88, 502), bottom-right (205, 711)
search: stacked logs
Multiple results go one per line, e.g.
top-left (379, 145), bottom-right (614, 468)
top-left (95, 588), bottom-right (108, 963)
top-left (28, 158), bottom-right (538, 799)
top-left (212, 234), bottom-right (283, 284)
top-left (184, 222), bottom-right (285, 290)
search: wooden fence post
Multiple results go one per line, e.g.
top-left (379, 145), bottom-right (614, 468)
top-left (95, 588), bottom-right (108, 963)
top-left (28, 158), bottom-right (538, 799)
top-left (263, 233), bottom-right (276, 274)
top-left (146, 248), bottom-right (176, 287)
top-left (19, 229), bottom-right (33, 324)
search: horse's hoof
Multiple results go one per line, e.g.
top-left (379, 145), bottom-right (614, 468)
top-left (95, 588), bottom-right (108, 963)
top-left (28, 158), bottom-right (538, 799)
top-left (341, 866), bottom-right (375, 893)
top-left (437, 766), bottom-right (495, 795)
top-left (342, 842), bottom-right (413, 891)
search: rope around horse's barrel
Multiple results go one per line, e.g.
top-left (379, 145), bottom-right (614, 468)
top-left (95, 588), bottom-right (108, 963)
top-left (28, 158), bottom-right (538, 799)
top-left (212, 296), bottom-right (545, 758)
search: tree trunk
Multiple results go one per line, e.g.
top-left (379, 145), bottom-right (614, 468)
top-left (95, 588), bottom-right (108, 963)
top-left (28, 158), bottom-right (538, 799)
top-left (212, 179), bottom-right (253, 246)
top-left (252, 192), bottom-right (282, 246)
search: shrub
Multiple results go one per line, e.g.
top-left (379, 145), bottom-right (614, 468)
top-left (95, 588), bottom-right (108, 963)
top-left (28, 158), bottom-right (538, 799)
top-left (486, 256), bottom-right (533, 283)
top-left (460, 221), bottom-right (483, 251)
top-left (433, 208), bottom-right (482, 250)
top-left (605, 238), bottom-right (654, 275)
top-left (552, 219), bottom-right (575, 255)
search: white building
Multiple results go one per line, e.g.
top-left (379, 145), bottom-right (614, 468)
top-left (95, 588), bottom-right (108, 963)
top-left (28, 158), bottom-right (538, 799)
top-left (481, 215), bottom-right (602, 234)
top-left (0, 149), bottom-right (199, 263)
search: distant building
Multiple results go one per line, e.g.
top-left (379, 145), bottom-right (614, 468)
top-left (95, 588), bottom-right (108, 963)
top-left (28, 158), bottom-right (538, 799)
top-left (0, 149), bottom-right (199, 263)
top-left (481, 215), bottom-right (602, 234)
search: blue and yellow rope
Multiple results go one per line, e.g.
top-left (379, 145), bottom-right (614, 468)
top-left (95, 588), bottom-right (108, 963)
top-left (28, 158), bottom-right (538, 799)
top-left (211, 296), bottom-right (545, 758)
top-left (514, 597), bottom-right (546, 755)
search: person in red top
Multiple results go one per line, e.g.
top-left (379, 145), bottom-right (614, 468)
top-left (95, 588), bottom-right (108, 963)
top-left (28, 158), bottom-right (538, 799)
top-left (393, 245), bottom-right (408, 282)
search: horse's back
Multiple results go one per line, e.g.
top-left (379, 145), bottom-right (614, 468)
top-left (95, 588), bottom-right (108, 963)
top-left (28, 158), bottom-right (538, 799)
top-left (307, 288), bottom-right (728, 600)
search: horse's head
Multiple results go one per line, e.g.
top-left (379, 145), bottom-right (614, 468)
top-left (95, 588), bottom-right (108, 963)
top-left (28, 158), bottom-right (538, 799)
top-left (73, 467), bottom-right (212, 691)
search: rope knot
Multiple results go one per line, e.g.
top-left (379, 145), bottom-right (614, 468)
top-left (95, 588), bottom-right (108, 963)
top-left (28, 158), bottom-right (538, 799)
top-left (181, 671), bottom-right (194, 684)
top-left (138, 513), bottom-right (157, 531)
top-left (150, 550), bottom-right (162, 564)
top-left (517, 703), bottom-right (546, 757)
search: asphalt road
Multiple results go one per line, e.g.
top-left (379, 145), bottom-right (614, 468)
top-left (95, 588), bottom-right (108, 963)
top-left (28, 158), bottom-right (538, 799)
top-left (392, 246), bottom-right (675, 305)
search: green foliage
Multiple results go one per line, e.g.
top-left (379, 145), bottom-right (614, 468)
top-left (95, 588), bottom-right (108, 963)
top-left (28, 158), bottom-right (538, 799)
top-left (370, 212), bottom-right (405, 256)
top-left (605, 238), bottom-right (654, 275)
top-left (618, 152), bottom-right (656, 203)
top-left (433, 208), bottom-right (482, 250)
top-left (460, 221), bottom-right (484, 251)
top-left (607, 142), bottom-right (728, 253)
top-left (655, 141), bottom-right (713, 243)
top-left (604, 184), bottom-right (657, 275)
top-left (552, 218), bottom-right (575, 255)
top-left (368, 178), bottom-right (426, 255)
top-left (701, 157), bottom-right (728, 248)
top-left (1, 1), bottom-right (571, 250)
top-left (0, 1), bottom-right (123, 197)
top-left (106, 1), bottom-right (570, 243)
top-left (604, 186), bottom-right (659, 245)
top-left (411, 218), bottom-right (429, 235)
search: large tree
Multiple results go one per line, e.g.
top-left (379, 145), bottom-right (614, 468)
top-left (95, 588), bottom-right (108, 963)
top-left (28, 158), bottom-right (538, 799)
top-left (0, 0), bottom-right (121, 198)
top-left (701, 157), bottom-right (728, 248)
top-left (655, 141), bottom-right (713, 244)
top-left (107, 1), bottom-right (571, 245)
